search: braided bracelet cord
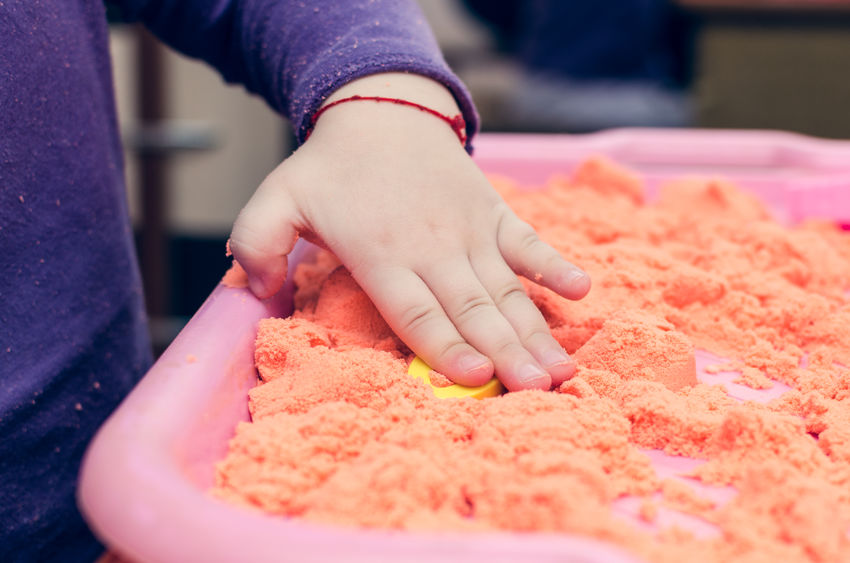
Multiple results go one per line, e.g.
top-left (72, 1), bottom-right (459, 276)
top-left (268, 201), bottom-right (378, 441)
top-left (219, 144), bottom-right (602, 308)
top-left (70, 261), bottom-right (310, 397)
top-left (307, 95), bottom-right (467, 146)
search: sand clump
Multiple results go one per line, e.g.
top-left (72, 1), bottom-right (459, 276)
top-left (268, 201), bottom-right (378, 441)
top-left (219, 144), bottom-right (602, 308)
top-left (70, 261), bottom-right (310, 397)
top-left (214, 157), bottom-right (850, 562)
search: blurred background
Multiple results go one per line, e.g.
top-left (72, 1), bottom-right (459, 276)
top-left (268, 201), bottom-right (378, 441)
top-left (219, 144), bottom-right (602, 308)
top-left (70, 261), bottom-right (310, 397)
top-left (106, 0), bottom-right (850, 353)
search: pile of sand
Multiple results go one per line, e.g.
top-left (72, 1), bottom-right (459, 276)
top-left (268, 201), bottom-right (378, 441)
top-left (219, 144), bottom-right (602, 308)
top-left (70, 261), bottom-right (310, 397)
top-left (215, 158), bottom-right (850, 562)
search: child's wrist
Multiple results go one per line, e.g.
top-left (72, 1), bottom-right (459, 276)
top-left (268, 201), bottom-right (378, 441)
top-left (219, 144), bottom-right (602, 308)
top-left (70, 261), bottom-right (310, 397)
top-left (307, 74), bottom-right (469, 150)
top-left (309, 96), bottom-right (466, 146)
top-left (321, 72), bottom-right (461, 116)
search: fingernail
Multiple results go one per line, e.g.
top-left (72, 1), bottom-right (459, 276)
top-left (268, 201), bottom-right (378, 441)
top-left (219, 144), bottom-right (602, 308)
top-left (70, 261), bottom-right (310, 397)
top-left (517, 363), bottom-right (551, 388)
top-left (249, 278), bottom-right (268, 299)
top-left (458, 353), bottom-right (491, 376)
top-left (541, 347), bottom-right (572, 370)
top-left (542, 349), bottom-right (577, 384)
top-left (566, 270), bottom-right (590, 285)
top-left (563, 270), bottom-right (591, 298)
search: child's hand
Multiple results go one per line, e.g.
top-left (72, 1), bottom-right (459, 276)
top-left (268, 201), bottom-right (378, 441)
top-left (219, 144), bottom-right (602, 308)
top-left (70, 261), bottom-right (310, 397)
top-left (229, 74), bottom-right (590, 392)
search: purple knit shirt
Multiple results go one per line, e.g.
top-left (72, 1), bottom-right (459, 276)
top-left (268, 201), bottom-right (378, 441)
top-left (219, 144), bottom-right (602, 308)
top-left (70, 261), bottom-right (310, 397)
top-left (0, 1), bottom-right (477, 560)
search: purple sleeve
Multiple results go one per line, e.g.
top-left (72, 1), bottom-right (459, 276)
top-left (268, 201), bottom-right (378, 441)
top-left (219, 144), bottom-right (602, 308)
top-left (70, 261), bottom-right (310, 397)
top-left (119, 0), bottom-right (479, 148)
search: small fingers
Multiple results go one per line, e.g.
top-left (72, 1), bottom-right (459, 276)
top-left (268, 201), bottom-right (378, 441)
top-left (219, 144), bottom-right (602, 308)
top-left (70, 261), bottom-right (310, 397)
top-left (354, 265), bottom-right (494, 387)
top-left (229, 183), bottom-right (300, 299)
top-left (421, 258), bottom-right (552, 392)
top-left (471, 250), bottom-right (577, 387)
top-left (498, 212), bottom-right (591, 300)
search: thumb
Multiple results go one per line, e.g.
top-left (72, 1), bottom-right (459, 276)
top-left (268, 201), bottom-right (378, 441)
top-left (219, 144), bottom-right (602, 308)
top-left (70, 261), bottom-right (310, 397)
top-left (229, 181), bottom-right (301, 299)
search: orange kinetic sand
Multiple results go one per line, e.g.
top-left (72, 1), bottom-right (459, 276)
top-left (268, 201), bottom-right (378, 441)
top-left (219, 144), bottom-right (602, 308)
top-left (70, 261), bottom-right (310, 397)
top-left (213, 157), bottom-right (850, 562)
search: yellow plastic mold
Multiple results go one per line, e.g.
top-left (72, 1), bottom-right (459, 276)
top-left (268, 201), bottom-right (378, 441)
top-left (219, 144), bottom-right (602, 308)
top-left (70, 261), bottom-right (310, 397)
top-left (407, 356), bottom-right (504, 399)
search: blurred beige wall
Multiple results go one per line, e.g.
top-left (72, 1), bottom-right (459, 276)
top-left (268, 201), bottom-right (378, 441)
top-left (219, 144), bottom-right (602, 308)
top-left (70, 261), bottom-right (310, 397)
top-left (109, 26), bottom-right (139, 224)
top-left (416, 0), bottom-right (520, 129)
top-left (416, 0), bottom-right (492, 54)
top-left (109, 26), bottom-right (289, 237)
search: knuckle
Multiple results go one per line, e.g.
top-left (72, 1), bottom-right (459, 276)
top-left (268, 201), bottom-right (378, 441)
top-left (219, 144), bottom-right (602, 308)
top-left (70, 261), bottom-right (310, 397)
top-left (494, 338), bottom-right (523, 357)
top-left (434, 340), bottom-right (468, 362)
top-left (516, 225), bottom-right (543, 254)
top-left (398, 303), bottom-right (442, 335)
top-left (228, 225), bottom-right (266, 258)
top-left (453, 292), bottom-right (495, 323)
top-left (491, 279), bottom-right (527, 306)
top-left (519, 230), bottom-right (563, 272)
top-left (524, 327), bottom-right (555, 346)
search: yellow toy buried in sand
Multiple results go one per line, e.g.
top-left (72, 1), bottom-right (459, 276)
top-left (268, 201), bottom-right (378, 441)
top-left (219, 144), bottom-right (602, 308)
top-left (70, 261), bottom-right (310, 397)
top-left (407, 357), bottom-right (504, 399)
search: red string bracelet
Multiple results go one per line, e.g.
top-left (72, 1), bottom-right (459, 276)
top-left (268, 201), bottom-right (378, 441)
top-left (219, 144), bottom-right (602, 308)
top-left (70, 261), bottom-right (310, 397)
top-left (306, 95), bottom-right (467, 146)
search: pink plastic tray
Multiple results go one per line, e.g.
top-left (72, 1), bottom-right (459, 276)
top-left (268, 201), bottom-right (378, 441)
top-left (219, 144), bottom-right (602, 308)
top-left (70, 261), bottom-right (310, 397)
top-left (473, 128), bottom-right (850, 225)
top-left (79, 129), bottom-right (850, 563)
